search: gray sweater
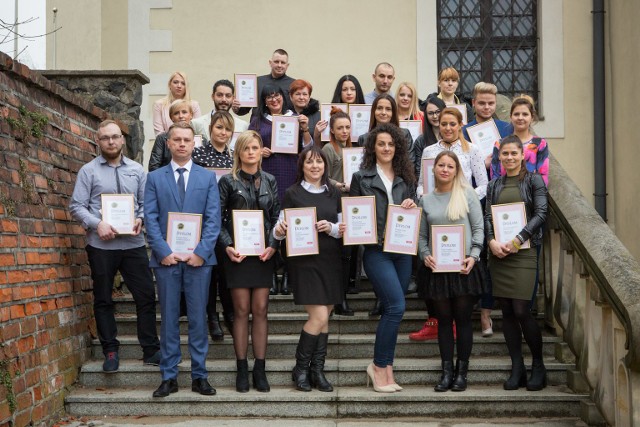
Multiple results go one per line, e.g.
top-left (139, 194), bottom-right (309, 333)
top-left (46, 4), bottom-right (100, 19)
top-left (418, 186), bottom-right (484, 261)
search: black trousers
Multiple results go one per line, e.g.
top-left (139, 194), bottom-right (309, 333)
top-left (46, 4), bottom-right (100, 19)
top-left (86, 245), bottom-right (160, 358)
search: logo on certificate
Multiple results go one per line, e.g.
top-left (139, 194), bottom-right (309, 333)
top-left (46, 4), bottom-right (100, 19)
top-left (441, 235), bottom-right (448, 242)
top-left (111, 202), bottom-right (118, 208)
top-left (357, 113), bottom-right (362, 118)
top-left (280, 123), bottom-right (286, 129)
top-left (352, 207), bottom-right (359, 214)
top-left (177, 223), bottom-right (184, 230)
top-left (397, 215), bottom-right (404, 222)
top-left (503, 213), bottom-right (509, 220)
top-left (351, 156), bottom-right (357, 161)
top-left (242, 220), bottom-right (248, 226)
top-left (479, 132), bottom-right (484, 138)
top-left (241, 80), bottom-right (246, 85)
top-left (295, 218), bottom-right (301, 225)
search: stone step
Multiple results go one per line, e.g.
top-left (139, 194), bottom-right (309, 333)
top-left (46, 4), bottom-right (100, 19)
top-left (78, 356), bottom-right (570, 388)
top-left (92, 333), bottom-right (561, 360)
top-left (65, 385), bottom-right (588, 418)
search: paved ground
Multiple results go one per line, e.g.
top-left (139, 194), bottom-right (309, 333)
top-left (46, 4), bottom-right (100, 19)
top-left (56, 416), bottom-right (588, 427)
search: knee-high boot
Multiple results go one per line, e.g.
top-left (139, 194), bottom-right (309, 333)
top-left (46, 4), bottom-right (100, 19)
top-left (309, 332), bottom-right (333, 392)
top-left (292, 330), bottom-right (318, 392)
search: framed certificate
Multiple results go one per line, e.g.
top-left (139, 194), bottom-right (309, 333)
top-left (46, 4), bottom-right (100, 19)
top-left (342, 147), bottom-right (364, 186)
top-left (101, 194), bottom-right (135, 234)
top-left (320, 103), bottom-right (348, 141)
top-left (399, 120), bottom-right (422, 142)
top-left (166, 212), bottom-right (202, 257)
top-left (194, 134), bottom-right (203, 148)
top-left (234, 73), bottom-right (258, 107)
top-left (491, 202), bottom-right (531, 249)
top-left (431, 224), bottom-right (465, 272)
top-left (466, 119), bottom-right (501, 158)
top-left (230, 131), bottom-right (241, 152)
top-left (206, 168), bottom-right (231, 182)
top-left (341, 196), bottom-right (377, 245)
top-left (348, 104), bottom-right (371, 142)
top-left (383, 205), bottom-right (422, 255)
top-left (232, 210), bottom-right (265, 256)
top-left (449, 104), bottom-right (468, 124)
top-left (271, 115), bottom-right (299, 154)
top-left (421, 158), bottom-right (436, 195)
top-left (284, 207), bottom-right (319, 257)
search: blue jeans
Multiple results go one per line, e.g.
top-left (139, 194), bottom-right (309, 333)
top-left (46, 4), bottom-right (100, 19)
top-left (363, 246), bottom-right (412, 367)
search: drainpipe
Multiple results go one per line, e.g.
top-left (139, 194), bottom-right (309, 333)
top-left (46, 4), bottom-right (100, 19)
top-left (592, 0), bottom-right (607, 221)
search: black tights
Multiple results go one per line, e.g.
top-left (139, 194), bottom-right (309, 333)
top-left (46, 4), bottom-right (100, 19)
top-left (432, 295), bottom-right (477, 362)
top-left (231, 288), bottom-right (270, 360)
top-left (497, 297), bottom-right (543, 361)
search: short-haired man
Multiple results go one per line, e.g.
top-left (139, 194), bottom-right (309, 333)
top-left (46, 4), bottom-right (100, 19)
top-left (234, 49), bottom-right (295, 119)
top-left (364, 62), bottom-right (396, 104)
top-left (191, 79), bottom-right (249, 140)
top-left (70, 120), bottom-right (160, 373)
top-left (145, 121), bottom-right (221, 397)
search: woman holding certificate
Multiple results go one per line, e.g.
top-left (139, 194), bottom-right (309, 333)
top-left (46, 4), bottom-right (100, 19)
top-left (350, 123), bottom-right (417, 393)
top-left (485, 135), bottom-right (548, 391)
top-left (274, 145), bottom-right (343, 392)
top-left (357, 94), bottom-right (413, 151)
top-left (314, 75), bottom-right (366, 142)
top-left (289, 79), bottom-right (322, 144)
top-left (217, 131), bottom-right (280, 393)
top-left (418, 151), bottom-right (484, 392)
top-left (410, 96), bottom-right (446, 177)
top-left (396, 82), bottom-right (424, 123)
top-left (152, 71), bottom-right (201, 136)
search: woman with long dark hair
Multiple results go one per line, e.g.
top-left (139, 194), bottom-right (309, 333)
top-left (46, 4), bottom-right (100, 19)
top-left (315, 75), bottom-right (366, 141)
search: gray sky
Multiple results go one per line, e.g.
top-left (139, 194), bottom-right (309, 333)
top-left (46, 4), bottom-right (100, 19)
top-left (0, 0), bottom-right (47, 69)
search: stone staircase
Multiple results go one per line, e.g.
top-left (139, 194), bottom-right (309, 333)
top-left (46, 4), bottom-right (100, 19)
top-left (65, 280), bottom-right (590, 422)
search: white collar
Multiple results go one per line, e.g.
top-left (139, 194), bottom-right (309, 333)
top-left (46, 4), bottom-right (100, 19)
top-left (301, 180), bottom-right (328, 192)
top-left (171, 159), bottom-right (193, 172)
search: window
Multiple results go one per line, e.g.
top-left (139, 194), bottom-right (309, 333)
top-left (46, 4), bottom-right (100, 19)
top-left (437, 0), bottom-right (538, 101)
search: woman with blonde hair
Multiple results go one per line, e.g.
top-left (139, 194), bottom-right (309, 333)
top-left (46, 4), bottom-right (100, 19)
top-left (396, 82), bottom-right (424, 123)
top-left (217, 131), bottom-right (280, 393)
top-left (152, 71), bottom-right (201, 136)
top-left (149, 99), bottom-right (195, 171)
top-left (419, 150), bottom-right (484, 392)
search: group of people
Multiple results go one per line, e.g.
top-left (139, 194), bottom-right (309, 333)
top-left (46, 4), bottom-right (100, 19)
top-left (70, 48), bottom-right (549, 398)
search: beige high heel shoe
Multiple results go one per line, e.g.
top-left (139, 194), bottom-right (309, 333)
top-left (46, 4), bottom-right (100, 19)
top-left (366, 363), bottom-right (396, 393)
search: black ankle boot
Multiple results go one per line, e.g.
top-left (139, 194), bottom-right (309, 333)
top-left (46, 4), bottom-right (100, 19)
top-left (236, 359), bottom-right (249, 393)
top-left (526, 358), bottom-right (547, 391)
top-left (292, 330), bottom-right (318, 392)
top-left (252, 359), bottom-right (270, 392)
top-left (208, 313), bottom-right (224, 342)
top-left (368, 298), bottom-right (382, 317)
top-left (334, 299), bottom-right (354, 316)
top-left (503, 357), bottom-right (527, 390)
top-left (309, 333), bottom-right (333, 392)
top-left (451, 360), bottom-right (469, 391)
top-left (434, 360), bottom-right (454, 392)
top-left (280, 272), bottom-right (290, 295)
top-left (270, 273), bottom-right (279, 295)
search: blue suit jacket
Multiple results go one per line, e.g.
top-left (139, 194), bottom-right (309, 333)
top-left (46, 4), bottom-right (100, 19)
top-left (144, 162), bottom-right (221, 268)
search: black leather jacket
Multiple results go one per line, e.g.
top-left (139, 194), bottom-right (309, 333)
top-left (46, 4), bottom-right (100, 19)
top-left (217, 171), bottom-right (281, 250)
top-left (349, 167), bottom-right (416, 246)
top-left (148, 133), bottom-right (171, 172)
top-left (485, 172), bottom-right (547, 247)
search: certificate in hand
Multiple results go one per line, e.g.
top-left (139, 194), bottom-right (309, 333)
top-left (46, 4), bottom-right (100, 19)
top-left (194, 134), bottom-right (203, 148)
top-left (383, 205), bottom-right (422, 255)
top-left (101, 194), bottom-right (135, 235)
top-left (271, 115), bottom-right (300, 154)
top-left (348, 104), bottom-right (371, 142)
top-left (284, 207), bottom-right (319, 257)
top-left (466, 119), bottom-right (501, 158)
top-left (234, 73), bottom-right (258, 107)
top-left (449, 104), bottom-right (468, 124)
top-left (341, 196), bottom-right (377, 245)
top-left (399, 120), bottom-right (422, 142)
top-left (491, 202), bottom-right (530, 249)
top-left (342, 147), bottom-right (364, 186)
top-left (321, 103), bottom-right (348, 141)
top-left (431, 224), bottom-right (465, 272)
top-left (166, 212), bottom-right (202, 257)
top-left (232, 210), bottom-right (266, 256)
top-left (421, 158), bottom-right (436, 195)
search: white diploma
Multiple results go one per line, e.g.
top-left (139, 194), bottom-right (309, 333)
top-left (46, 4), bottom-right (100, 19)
top-left (194, 134), bottom-right (203, 148)
top-left (491, 202), bottom-right (530, 248)
top-left (320, 103), bottom-right (348, 141)
top-left (166, 213), bottom-right (202, 257)
top-left (348, 104), bottom-right (372, 142)
top-left (342, 196), bottom-right (377, 245)
top-left (285, 208), bottom-right (319, 256)
top-left (431, 224), bottom-right (465, 272)
top-left (232, 210), bottom-right (265, 256)
top-left (101, 194), bottom-right (135, 235)
top-left (399, 120), bottom-right (422, 142)
top-left (234, 73), bottom-right (258, 107)
top-left (271, 115), bottom-right (299, 154)
top-left (466, 119), bottom-right (501, 158)
top-left (383, 205), bottom-right (421, 255)
top-left (342, 147), bottom-right (364, 186)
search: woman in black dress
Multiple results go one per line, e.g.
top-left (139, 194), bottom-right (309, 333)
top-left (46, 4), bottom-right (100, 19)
top-left (274, 145), bottom-right (344, 392)
top-left (485, 135), bottom-right (548, 391)
top-left (217, 131), bottom-right (280, 393)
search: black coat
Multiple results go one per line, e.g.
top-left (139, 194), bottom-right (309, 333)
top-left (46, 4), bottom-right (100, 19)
top-left (148, 132), bottom-right (171, 172)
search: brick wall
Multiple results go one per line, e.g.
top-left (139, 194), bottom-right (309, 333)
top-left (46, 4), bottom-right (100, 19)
top-left (0, 52), bottom-right (123, 427)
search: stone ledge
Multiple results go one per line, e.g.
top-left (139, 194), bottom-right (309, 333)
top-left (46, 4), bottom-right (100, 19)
top-left (39, 70), bottom-right (150, 85)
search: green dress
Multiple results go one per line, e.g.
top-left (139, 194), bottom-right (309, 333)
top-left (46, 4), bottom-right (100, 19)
top-left (489, 176), bottom-right (538, 300)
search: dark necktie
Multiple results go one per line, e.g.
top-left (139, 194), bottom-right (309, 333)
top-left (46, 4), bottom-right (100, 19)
top-left (176, 168), bottom-right (186, 205)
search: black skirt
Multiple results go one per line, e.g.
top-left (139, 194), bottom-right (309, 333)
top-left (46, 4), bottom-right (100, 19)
top-left (422, 262), bottom-right (486, 300)
top-left (223, 254), bottom-right (274, 289)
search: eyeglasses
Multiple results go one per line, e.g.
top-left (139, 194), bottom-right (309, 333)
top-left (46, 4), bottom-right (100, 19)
top-left (98, 134), bottom-right (123, 142)
top-left (426, 110), bottom-right (441, 117)
top-left (266, 94), bottom-right (282, 101)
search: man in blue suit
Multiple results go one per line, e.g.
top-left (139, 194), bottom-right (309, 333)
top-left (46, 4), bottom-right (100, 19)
top-left (145, 121), bottom-right (221, 397)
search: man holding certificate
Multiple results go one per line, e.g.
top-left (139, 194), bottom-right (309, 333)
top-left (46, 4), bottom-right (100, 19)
top-left (145, 121), bottom-right (221, 397)
top-left (70, 120), bottom-right (160, 373)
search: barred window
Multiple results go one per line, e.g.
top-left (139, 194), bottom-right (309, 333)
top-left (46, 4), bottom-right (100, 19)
top-left (437, 0), bottom-right (538, 102)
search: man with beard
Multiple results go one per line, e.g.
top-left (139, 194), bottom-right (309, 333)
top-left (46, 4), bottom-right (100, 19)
top-left (364, 62), bottom-right (396, 104)
top-left (191, 79), bottom-right (249, 141)
top-left (70, 120), bottom-right (160, 373)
